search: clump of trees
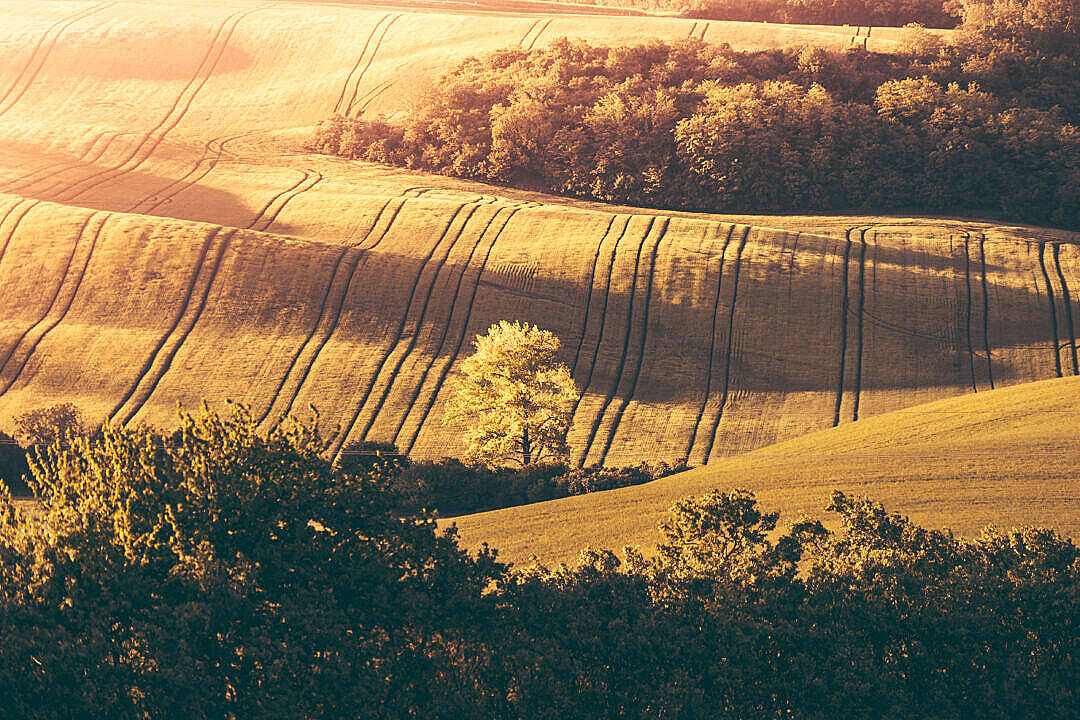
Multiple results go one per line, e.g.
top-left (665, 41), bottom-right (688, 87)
top-left (587, 0), bottom-right (961, 27)
top-left (443, 320), bottom-right (578, 468)
top-left (386, 456), bottom-right (686, 516)
top-left (0, 403), bottom-right (1077, 717)
top-left (314, 1), bottom-right (1080, 230)
top-left (0, 403), bottom-right (92, 494)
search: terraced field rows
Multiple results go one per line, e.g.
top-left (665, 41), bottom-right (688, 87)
top-left (0, 1), bottom-right (1070, 467)
top-left (0, 190), bottom-right (1075, 466)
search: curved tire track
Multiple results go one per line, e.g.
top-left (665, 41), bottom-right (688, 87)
top-left (685, 224), bottom-right (737, 462)
top-left (339, 201), bottom-right (486, 449)
top-left (400, 207), bottom-right (522, 458)
top-left (113, 229), bottom-right (236, 424)
top-left (56, 6), bottom-right (262, 203)
top-left (570, 215), bottom-right (619, 373)
top-left (577, 217), bottom-right (657, 466)
top-left (978, 233), bottom-right (995, 389)
top-left (0, 213), bottom-right (108, 400)
top-left (344, 14), bottom-right (401, 117)
top-left (257, 196), bottom-right (410, 428)
top-left (700, 226), bottom-right (750, 464)
top-left (1038, 241), bottom-right (1063, 378)
top-left (0, 210), bottom-right (97, 378)
top-left (358, 204), bottom-right (512, 444)
top-left (852, 229), bottom-right (869, 419)
top-left (595, 217), bottom-right (668, 466)
top-left (566, 216), bottom-right (632, 436)
top-left (1053, 243), bottom-right (1079, 376)
top-left (333, 13), bottom-right (390, 114)
top-left (832, 228), bottom-right (855, 426)
top-left (0, 3), bottom-right (112, 118)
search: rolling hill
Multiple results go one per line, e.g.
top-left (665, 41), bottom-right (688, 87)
top-left (0, 0), bottom-right (1074, 470)
top-left (450, 374), bottom-right (1080, 564)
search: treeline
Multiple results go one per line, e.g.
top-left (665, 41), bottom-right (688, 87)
top-left (314, 1), bottom-right (1080, 230)
top-left (0, 403), bottom-right (1077, 717)
top-left (590, 0), bottom-right (960, 28)
top-left (340, 442), bottom-right (687, 516)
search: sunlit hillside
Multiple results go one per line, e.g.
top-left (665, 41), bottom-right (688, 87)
top-left (0, 0), bottom-right (1072, 468)
top-left (452, 375), bottom-right (1080, 564)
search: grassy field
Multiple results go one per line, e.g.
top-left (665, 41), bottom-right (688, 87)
top-left (0, 1), bottom-right (1072, 470)
top-left (451, 375), bottom-right (1080, 564)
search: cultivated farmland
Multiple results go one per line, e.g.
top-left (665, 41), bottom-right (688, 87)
top-left (0, 1), bottom-right (1073, 472)
top-left (451, 374), bottom-right (1080, 564)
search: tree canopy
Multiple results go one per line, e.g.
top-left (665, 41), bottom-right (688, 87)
top-left (443, 321), bottom-right (578, 468)
top-left (0, 402), bottom-right (1076, 717)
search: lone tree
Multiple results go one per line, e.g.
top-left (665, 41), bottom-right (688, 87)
top-left (444, 321), bottom-right (577, 468)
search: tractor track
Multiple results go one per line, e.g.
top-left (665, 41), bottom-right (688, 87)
top-left (1038, 242), bottom-right (1063, 378)
top-left (832, 229), bottom-right (855, 426)
top-left (343, 14), bottom-right (401, 116)
top-left (567, 216), bottom-right (633, 429)
top-left (114, 229), bottom-right (236, 424)
top-left (355, 203), bottom-right (504, 443)
top-left (1053, 243), bottom-right (1079, 375)
top-left (400, 207), bottom-right (522, 457)
top-left (577, 217), bottom-right (657, 466)
top-left (334, 13), bottom-right (391, 114)
top-left (0, 3), bottom-right (112, 119)
top-left (525, 18), bottom-right (552, 50)
top-left (851, 229), bottom-right (868, 420)
top-left (5, 130), bottom-right (129, 196)
top-left (685, 224), bottom-right (737, 462)
top-left (0, 213), bottom-right (108, 399)
top-left (595, 217), bottom-right (668, 466)
top-left (330, 201), bottom-right (477, 454)
top-left (518, 18), bottom-right (541, 46)
top-left (0, 211), bottom-right (98, 378)
top-left (0, 200), bottom-right (39, 267)
top-left (246, 170), bottom-right (323, 233)
top-left (56, 5), bottom-right (264, 203)
top-left (389, 206), bottom-right (516, 446)
top-left (701, 225), bottom-right (749, 464)
top-left (978, 233), bottom-right (995, 388)
top-left (570, 215), bottom-right (619, 373)
top-left (110, 227), bottom-right (222, 421)
top-left (962, 234), bottom-right (978, 392)
top-left (258, 196), bottom-right (410, 427)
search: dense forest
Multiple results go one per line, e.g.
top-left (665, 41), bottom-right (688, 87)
top-left (314, 0), bottom-right (1080, 230)
top-left (594, 0), bottom-right (961, 28)
top-left (0, 404), bottom-right (1076, 718)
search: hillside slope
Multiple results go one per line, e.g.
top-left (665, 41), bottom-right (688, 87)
top-left (0, 191), bottom-right (1076, 468)
top-left (452, 375), bottom-right (1080, 564)
top-left (0, 1), bottom-right (1072, 468)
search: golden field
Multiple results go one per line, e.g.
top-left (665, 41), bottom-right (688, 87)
top-left (0, 0), bottom-right (1075, 498)
top-left (452, 375), bottom-right (1080, 564)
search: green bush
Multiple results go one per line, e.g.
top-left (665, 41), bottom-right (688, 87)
top-left (0, 402), bottom-right (1076, 717)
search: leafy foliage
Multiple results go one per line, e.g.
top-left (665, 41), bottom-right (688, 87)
top-left (0, 402), bottom-right (1076, 717)
top-left (316, 25), bottom-right (1080, 229)
top-left (0, 402), bottom-right (502, 718)
top-left (443, 321), bottom-right (578, 467)
top-left (388, 458), bottom-right (686, 516)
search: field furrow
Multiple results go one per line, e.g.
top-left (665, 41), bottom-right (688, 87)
top-left (111, 227), bottom-right (229, 423)
top-left (0, 2), bottom-right (110, 118)
top-left (0, 211), bottom-right (103, 396)
top-left (399, 207), bottom-right (523, 457)
top-left (684, 224), bottom-right (737, 464)
top-left (592, 217), bottom-right (668, 466)
top-left (574, 216), bottom-right (657, 466)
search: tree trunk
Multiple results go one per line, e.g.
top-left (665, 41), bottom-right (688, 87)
top-left (522, 426), bottom-right (531, 466)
